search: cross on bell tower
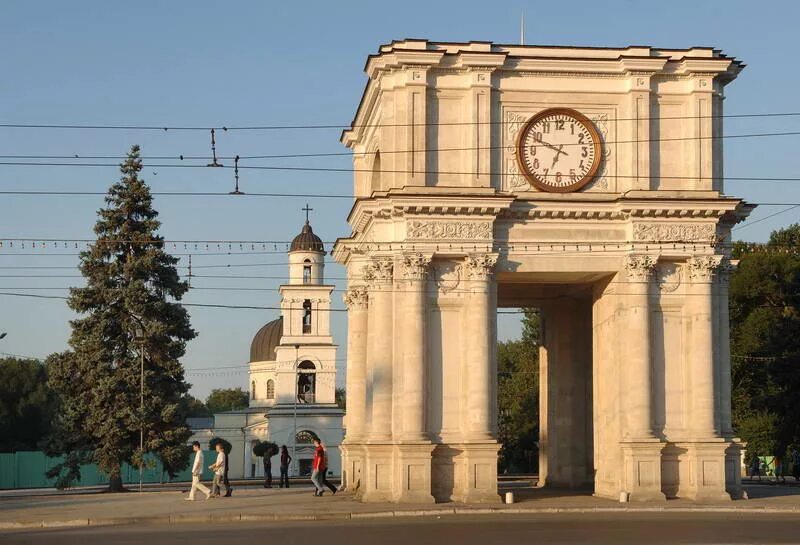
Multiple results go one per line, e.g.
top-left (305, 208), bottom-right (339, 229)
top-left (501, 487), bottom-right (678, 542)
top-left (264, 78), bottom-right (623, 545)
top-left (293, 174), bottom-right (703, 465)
top-left (302, 203), bottom-right (313, 224)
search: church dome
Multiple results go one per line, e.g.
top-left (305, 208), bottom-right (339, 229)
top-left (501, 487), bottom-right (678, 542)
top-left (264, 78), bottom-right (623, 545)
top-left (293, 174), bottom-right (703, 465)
top-left (290, 221), bottom-right (324, 253)
top-left (250, 317), bottom-right (283, 362)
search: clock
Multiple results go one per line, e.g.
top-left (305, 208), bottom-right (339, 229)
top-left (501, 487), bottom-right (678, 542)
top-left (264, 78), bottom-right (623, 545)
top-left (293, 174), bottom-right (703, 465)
top-left (516, 107), bottom-right (602, 193)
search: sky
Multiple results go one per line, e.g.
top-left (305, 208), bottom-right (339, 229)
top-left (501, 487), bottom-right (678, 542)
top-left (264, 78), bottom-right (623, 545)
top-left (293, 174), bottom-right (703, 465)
top-left (1, 0), bottom-right (799, 399)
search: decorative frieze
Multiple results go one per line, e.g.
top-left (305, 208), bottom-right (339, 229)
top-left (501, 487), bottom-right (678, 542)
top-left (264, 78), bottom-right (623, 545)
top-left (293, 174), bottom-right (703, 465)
top-left (343, 287), bottom-right (369, 311)
top-left (407, 220), bottom-right (493, 240)
top-left (633, 223), bottom-right (716, 243)
top-left (463, 253), bottom-right (498, 280)
top-left (624, 254), bottom-right (658, 282)
top-left (687, 255), bottom-right (724, 282)
top-left (400, 253), bottom-right (432, 280)
top-left (363, 257), bottom-right (394, 286)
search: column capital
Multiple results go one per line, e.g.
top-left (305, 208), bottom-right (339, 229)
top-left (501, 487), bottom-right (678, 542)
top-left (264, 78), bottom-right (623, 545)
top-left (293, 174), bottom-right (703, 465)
top-left (687, 254), bottom-right (724, 282)
top-left (717, 258), bottom-right (737, 286)
top-left (400, 252), bottom-right (433, 281)
top-left (363, 256), bottom-right (394, 286)
top-left (343, 286), bottom-right (369, 311)
top-left (463, 253), bottom-right (498, 280)
top-left (624, 254), bottom-right (658, 282)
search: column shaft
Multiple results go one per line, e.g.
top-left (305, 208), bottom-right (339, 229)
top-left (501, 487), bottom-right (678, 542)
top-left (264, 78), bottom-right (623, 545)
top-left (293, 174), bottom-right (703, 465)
top-left (464, 254), bottom-right (497, 441)
top-left (365, 258), bottom-right (394, 442)
top-left (400, 254), bottom-right (430, 440)
top-left (718, 264), bottom-right (734, 435)
top-left (343, 287), bottom-right (369, 441)
top-left (688, 256), bottom-right (721, 438)
top-left (624, 255), bottom-right (657, 440)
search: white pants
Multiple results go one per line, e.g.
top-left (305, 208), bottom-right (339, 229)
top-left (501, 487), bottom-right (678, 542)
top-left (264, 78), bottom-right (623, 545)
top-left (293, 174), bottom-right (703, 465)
top-left (188, 475), bottom-right (210, 500)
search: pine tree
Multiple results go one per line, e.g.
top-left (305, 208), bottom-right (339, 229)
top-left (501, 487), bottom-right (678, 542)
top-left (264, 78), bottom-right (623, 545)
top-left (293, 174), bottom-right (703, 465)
top-left (47, 146), bottom-right (196, 491)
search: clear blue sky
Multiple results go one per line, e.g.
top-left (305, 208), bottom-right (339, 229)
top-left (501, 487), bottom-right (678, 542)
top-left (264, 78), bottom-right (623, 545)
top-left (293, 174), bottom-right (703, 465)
top-left (1, 0), bottom-right (798, 398)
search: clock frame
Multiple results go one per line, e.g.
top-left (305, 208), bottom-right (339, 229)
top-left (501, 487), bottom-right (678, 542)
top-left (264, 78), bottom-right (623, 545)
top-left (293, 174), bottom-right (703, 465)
top-left (515, 107), bottom-right (603, 193)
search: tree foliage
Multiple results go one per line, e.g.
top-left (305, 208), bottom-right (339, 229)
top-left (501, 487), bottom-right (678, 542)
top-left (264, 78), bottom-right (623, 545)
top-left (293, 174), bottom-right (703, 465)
top-left (178, 395), bottom-right (211, 419)
top-left (205, 388), bottom-right (249, 413)
top-left (497, 309), bottom-right (540, 473)
top-left (335, 387), bottom-right (346, 410)
top-left (0, 357), bottom-right (56, 452)
top-left (45, 146), bottom-right (196, 490)
top-left (731, 224), bottom-right (800, 461)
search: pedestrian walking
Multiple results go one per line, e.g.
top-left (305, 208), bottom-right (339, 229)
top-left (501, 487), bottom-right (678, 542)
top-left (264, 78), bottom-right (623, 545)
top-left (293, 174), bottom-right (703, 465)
top-left (209, 442), bottom-right (228, 497)
top-left (263, 447), bottom-right (273, 488)
top-left (223, 446), bottom-right (234, 497)
top-left (775, 455), bottom-right (787, 484)
top-left (311, 438), bottom-right (326, 496)
top-left (185, 441), bottom-right (211, 501)
top-left (320, 441), bottom-right (338, 495)
top-left (792, 449), bottom-right (800, 481)
top-left (279, 445), bottom-right (292, 488)
top-left (750, 453), bottom-right (761, 481)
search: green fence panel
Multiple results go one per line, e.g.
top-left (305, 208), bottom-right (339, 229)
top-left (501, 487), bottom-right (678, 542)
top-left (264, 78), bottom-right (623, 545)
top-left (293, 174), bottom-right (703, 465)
top-left (0, 453), bottom-right (16, 488)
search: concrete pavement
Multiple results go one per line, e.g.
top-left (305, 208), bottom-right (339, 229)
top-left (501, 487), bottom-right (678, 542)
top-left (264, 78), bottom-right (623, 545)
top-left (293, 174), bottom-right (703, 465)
top-left (3, 482), bottom-right (800, 530)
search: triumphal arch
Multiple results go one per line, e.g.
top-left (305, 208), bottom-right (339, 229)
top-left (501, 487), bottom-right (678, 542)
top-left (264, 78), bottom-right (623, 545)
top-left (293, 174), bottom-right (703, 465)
top-left (332, 40), bottom-right (752, 503)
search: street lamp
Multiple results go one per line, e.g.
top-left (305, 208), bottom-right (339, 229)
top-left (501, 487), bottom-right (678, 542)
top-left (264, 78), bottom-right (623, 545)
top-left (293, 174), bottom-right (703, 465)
top-left (291, 344), bottom-right (300, 477)
top-left (134, 324), bottom-right (145, 494)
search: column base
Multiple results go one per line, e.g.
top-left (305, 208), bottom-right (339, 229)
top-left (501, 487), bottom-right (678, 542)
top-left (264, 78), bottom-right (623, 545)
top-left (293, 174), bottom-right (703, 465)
top-left (621, 440), bottom-right (667, 502)
top-left (393, 442), bottom-right (435, 503)
top-left (682, 441), bottom-right (735, 502)
top-left (340, 442), bottom-right (366, 496)
top-left (360, 443), bottom-right (395, 503)
top-left (448, 441), bottom-right (502, 504)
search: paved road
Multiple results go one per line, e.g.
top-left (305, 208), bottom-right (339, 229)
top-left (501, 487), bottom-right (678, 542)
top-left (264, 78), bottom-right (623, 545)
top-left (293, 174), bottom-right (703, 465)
top-left (4, 513), bottom-right (800, 545)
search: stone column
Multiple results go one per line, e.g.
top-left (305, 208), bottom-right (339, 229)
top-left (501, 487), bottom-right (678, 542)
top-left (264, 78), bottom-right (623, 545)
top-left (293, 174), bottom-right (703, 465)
top-left (399, 253), bottom-right (431, 440)
top-left (393, 253), bottom-right (435, 503)
top-left (361, 257), bottom-right (395, 501)
top-left (463, 253), bottom-right (498, 441)
top-left (341, 286), bottom-right (369, 494)
top-left (452, 253), bottom-right (501, 504)
top-left (716, 260), bottom-right (735, 436)
top-left (620, 254), bottom-right (665, 502)
top-left (687, 255), bottom-right (723, 439)
top-left (685, 254), bottom-right (731, 502)
top-left (623, 254), bottom-right (658, 441)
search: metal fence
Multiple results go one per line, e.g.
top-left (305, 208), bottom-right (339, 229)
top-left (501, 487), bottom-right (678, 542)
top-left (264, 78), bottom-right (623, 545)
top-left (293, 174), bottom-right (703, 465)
top-left (0, 450), bottom-right (215, 489)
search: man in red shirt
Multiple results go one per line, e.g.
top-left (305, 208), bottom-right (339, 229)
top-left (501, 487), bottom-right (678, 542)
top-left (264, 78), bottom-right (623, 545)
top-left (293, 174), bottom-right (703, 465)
top-left (311, 438), bottom-right (338, 496)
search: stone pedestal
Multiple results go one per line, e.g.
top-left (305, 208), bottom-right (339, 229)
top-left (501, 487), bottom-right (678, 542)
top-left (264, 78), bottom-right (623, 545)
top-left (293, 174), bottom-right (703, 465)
top-left (393, 442), bottom-right (436, 503)
top-left (621, 441), bottom-right (667, 502)
top-left (682, 441), bottom-right (733, 502)
top-left (340, 443), bottom-right (366, 496)
top-left (360, 443), bottom-right (395, 502)
top-left (450, 442), bottom-right (501, 504)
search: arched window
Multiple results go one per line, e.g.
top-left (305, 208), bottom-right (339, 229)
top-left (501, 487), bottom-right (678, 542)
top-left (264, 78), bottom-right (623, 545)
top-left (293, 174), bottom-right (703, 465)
top-left (266, 379), bottom-right (275, 400)
top-left (251, 380), bottom-right (256, 400)
top-left (302, 299), bottom-right (312, 334)
top-left (295, 430), bottom-right (319, 444)
top-left (371, 150), bottom-right (382, 191)
top-left (297, 360), bottom-right (316, 404)
top-left (303, 259), bottom-right (312, 284)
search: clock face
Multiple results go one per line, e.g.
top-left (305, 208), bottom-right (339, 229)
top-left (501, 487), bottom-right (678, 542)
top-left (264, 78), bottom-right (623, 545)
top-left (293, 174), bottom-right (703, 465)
top-left (516, 108), bottom-right (602, 193)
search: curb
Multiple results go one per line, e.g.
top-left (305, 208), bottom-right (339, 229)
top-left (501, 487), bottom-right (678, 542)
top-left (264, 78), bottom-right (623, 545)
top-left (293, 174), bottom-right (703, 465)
top-left (3, 504), bottom-right (800, 530)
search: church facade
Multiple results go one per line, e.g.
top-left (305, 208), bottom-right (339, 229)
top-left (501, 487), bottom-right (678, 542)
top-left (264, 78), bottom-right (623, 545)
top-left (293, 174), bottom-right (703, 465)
top-left (189, 220), bottom-right (344, 480)
top-left (334, 40), bottom-right (751, 503)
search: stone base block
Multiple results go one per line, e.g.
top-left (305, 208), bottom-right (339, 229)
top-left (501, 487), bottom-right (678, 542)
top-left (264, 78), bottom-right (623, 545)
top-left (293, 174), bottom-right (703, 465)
top-left (725, 440), bottom-right (744, 500)
top-left (360, 443), bottom-right (396, 502)
top-left (340, 442), bottom-right (366, 496)
top-left (448, 441), bottom-right (501, 504)
top-left (682, 441), bottom-right (734, 502)
top-left (621, 440), bottom-right (667, 502)
top-left (393, 442), bottom-right (435, 503)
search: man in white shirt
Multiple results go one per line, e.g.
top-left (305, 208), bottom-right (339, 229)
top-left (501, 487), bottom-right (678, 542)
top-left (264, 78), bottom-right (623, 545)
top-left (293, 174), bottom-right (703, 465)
top-left (186, 441), bottom-right (211, 501)
top-left (209, 442), bottom-right (227, 497)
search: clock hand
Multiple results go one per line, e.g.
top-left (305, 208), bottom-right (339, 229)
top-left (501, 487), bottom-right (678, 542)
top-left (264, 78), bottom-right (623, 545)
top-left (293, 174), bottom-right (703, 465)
top-left (538, 140), bottom-right (569, 157)
top-left (550, 144), bottom-right (565, 169)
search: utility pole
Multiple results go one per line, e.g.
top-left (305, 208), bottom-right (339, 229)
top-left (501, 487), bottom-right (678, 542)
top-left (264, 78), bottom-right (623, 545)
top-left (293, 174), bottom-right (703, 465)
top-left (135, 325), bottom-right (145, 493)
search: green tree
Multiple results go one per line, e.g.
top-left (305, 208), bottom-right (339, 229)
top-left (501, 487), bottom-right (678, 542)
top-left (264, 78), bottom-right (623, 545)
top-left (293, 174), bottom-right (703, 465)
top-left (46, 146), bottom-right (196, 491)
top-left (335, 387), bottom-right (346, 410)
top-left (497, 309), bottom-right (540, 473)
top-left (731, 224), bottom-right (800, 461)
top-left (206, 388), bottom-right (249, 413)
top-left (178, 394), bottom-right (211, 419)
top-left (0, 357), bottom-right (55, 452)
